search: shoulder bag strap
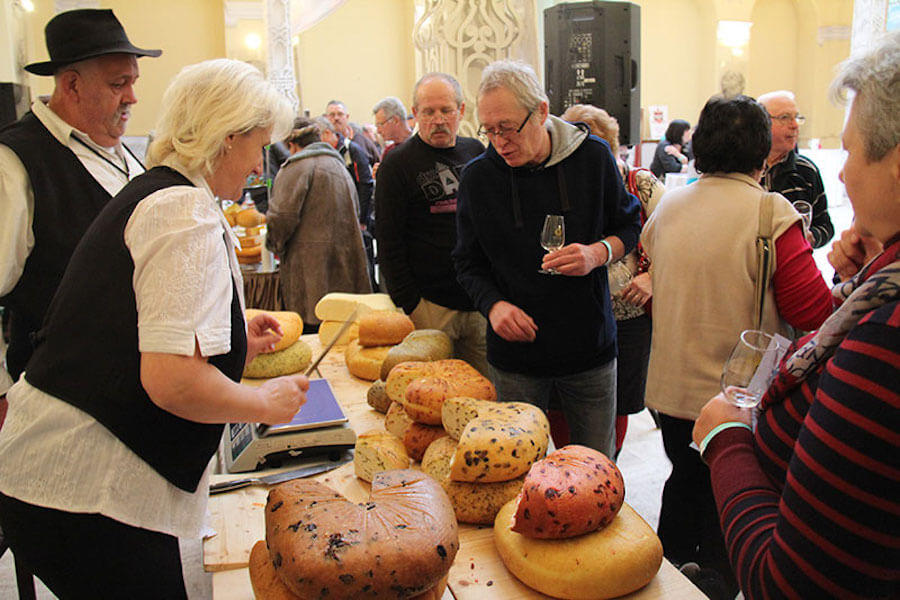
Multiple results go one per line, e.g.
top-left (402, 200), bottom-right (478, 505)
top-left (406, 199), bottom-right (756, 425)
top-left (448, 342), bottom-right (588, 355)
top-left (754, 191), bottom-right (776, 330)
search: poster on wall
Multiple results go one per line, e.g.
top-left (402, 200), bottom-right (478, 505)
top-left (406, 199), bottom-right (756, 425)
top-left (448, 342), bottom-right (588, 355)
top-left (648, 105), bottom-right (668, 140)
top-left (888, 0), bottom-right (900, 31)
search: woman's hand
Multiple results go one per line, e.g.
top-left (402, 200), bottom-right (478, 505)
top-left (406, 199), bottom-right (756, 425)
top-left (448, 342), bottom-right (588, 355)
top-left (246, 313), bottom-right (283, 363)
top-left (621, 272), bottom-right (652, 306)
top-left (692, 393), bottom-right (752, 447)
top-left (256, 374), bottom-right (309, 424)
top-left (828, 226), bottom-right (883, 281)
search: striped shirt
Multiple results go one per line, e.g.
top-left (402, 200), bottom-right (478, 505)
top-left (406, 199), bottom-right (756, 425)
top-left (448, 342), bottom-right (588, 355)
top-left (705, 300), bottom-right (900, 599)
top-left (761, 150), bottom-right (834, 249)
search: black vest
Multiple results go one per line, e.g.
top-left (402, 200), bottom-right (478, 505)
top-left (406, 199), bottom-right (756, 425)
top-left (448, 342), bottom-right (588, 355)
top-left (26, 167), bottom-right (247, 493)
top-left (0, 111), bottom-right (113, 379)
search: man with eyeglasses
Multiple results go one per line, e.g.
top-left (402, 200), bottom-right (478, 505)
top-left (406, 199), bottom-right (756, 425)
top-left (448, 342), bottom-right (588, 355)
top-left (758, 90), bottom-right (834, 248)
top-left (325, 99), bottom-right (380, 168)
top-left (372, 96), bottom-right (412, 159)
top-left (453, 60), bottom-right (641, 458)
top-left (0, 9), bottom-right (159, 399)
top-left (375, 73), bottom-right (488, 375)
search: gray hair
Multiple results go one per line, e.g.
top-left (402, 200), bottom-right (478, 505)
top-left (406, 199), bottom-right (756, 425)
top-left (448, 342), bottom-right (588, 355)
top-left (373, 96), bottom-right (407, 120)
top-left (412, 72), bottom-right (463, 109)
top-left (477, 60), bottom-right (548, 112)
top-left (147, 59), bottom-right (293, 177)
top-left (313, 116), bottom-right (336, 134)
top-left (757, 90), bottom-right (796, 108)
top-left (829, 31), bottom-right (900, 161)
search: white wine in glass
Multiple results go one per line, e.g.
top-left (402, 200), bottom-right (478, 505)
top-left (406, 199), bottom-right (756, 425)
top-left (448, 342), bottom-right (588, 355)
top-left (720, 330), bottom-right (774, 409)
top-left (540, 215), bottom-right (565, 274)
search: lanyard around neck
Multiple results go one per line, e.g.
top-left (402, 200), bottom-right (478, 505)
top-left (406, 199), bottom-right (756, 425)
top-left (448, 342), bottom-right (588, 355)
top-left (71, 134), bottom-right (143, 179)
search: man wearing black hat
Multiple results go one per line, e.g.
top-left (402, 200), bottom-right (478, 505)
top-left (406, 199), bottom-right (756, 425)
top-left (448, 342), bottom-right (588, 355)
top-left (0, 9), bottom-right (161, 393)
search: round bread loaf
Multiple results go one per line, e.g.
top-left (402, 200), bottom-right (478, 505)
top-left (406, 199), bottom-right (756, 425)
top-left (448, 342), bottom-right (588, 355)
top-left (243, 338), bottom-right (312, 379)
top-left (512, 445), bottom-right (625, 539)
top-left (380, 329), bottom-right (453, 380)
top-left (245, 309), bottom-right (302, 353)
top-left (354, 429), bottom-right (410, 482)
top-left (421, 436), bottom-right (524, 525)
top-left (344, 339), bottom-right (393, 381)
top-left (494, 500), bottom-right (663, 600)
top-left (385, 359), bottom-right (496, 415)
top-left (358, 310), bottom-right (415, 347)
top-left (261, 469), bottom-right (458, 599)
top-left (384, 401), bottom-right (447, 462)
top-left (441, 397), bottom-right (550, 483)
top-left (250, 540), bottom-right (449, 600)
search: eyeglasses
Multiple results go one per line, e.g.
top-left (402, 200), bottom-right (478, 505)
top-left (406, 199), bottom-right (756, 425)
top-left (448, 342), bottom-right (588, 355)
top-left (478, 110), bottom-right (533, 139)
top-left (375, 116), bottom-right (396, 128)
top-left (769, 113), bottom-right (806, 125)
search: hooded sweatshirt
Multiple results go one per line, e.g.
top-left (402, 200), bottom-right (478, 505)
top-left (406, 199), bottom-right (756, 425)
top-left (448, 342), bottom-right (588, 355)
top-left (453, 115), bottom-right (641, 376)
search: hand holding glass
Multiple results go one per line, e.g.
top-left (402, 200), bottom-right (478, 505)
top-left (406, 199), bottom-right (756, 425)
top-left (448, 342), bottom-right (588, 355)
top-left (540, 215), bottom-right (565, 275)
top-left (720, 330), bottom-right (777, 408)
top-left (793, 201), bottom-right (812, 239)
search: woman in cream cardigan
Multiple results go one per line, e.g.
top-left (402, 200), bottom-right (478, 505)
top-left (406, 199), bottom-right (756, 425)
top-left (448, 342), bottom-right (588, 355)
top-left (640, 94), bottom-right (832, 595)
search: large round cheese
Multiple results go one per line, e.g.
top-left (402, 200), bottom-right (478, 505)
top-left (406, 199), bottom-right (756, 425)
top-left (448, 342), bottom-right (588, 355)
top-left (243, 338), bottom-right (312, 379)
top-left (260, 469), bottom-right (458, 599)
top-left (245, 309), bottom-right (302, 352)
top-left (494, 500), bottom-right (663, 600)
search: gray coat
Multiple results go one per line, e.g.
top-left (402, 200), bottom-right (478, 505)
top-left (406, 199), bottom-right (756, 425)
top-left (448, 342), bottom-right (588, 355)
top-left (266, 142), bottom-right (371, 324)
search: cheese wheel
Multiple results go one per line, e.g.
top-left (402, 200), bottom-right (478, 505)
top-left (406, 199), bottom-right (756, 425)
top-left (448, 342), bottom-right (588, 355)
top-left (421, 436), bottom-right (524, 525)
top-left (317, 319), bottom-right (359, 346)
top-left (366, 379), bottom-right (392, 413)
top-left (380, 329), bottom-right (453, 380)
top-left (353, 429), bottom-right (410, 482)
top-left (494, 500), bottom-right (663, 600)
top-left (250, 540), bottom-right (450, 600)
top-left (243, 338), bottom-right (312, 379)
top-left (441, 397), bottom-right (550, 483)
top-left (512, 445), bottom-right (625, 539)
top-left (344, 339), bottom-right (392, 381)
top-left (236, 207), bottom-right (265, 227)
top-left (262, 469), bottom-right (458, 599)
top-left (245, 309), bottom-right (302, 352)
top-left (385, 359), bottom-right (496, 422)
top-left (357, 310), bottom-right (415, 347)
top-left (314, 292), bottom-right (397, 321)
top-left (384, 401), bottom-right (447, 462)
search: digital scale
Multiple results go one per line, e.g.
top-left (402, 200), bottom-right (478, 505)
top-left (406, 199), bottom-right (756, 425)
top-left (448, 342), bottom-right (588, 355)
top-left (223, 378), bottom-right (357, 473)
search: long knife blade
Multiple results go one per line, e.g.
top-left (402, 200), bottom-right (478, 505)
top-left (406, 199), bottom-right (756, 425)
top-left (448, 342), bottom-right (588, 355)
top-left (304, 308), bottom-right (358, 376)
top-left (209, 458), bottom-right (350, 495)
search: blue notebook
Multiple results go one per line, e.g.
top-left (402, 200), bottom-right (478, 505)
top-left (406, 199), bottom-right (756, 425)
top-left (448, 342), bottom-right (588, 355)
top-left (258, 378), bottom-right (348, 436)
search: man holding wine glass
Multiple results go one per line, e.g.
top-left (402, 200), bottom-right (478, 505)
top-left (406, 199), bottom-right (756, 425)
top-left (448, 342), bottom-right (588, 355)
top-left (453, 60), bottom-right (641, 458)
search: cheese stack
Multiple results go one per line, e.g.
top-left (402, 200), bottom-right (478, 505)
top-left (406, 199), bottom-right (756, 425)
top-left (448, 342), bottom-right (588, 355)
top-left (313, 292), bottom-right (398, 347)
top-left (493, 445), bottom-right (663, 599)
top-left (420, 396), bottom-right (550, 525)
top-left (242, 309), bottom-right (312, 378)
top-left (343, 311), bottom-right (415, 381)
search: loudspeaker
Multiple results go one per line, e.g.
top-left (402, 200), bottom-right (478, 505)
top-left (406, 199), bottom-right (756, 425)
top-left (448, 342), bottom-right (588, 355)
top-left (0, 83), bottom-right (30, 128)
top-left (544, 1), bottom-right (640, 146)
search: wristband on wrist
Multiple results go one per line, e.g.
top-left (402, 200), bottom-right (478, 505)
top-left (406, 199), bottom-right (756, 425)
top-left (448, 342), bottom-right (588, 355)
top-left (699, 422), bottom-right (752, 456)
top-left (599, 239), bottom-right (613, 266)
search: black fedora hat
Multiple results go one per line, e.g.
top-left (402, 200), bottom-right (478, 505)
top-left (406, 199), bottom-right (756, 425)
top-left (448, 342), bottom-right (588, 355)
top-left (25, 9), bottom-right (161, 76)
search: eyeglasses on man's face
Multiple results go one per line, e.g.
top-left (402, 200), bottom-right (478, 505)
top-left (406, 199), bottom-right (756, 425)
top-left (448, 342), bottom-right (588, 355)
top-left (769, 113), bottom-right (806, 126)
top-left (478, 110), bottom-right (533, 139)
top-left (375, 115), bottom-right (396, 129)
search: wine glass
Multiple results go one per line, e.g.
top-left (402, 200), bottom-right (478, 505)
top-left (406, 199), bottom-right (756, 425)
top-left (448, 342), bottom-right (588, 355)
top-left (539, 215), bottom-right (565, 274)
top-left (792, 200), bottom-right (812, 238)
top-left (720, 330), bottom-right (776, 409)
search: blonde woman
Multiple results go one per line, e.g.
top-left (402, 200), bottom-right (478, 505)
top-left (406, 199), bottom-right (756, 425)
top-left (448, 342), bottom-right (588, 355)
top-left (562, 104), bottom-right (664, 454)
top-left (0, 59), bottom-right (304, 597)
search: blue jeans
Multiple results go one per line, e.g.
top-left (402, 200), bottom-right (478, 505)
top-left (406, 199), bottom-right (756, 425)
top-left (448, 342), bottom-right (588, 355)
top-left (489, 359), bottom-right (617, 458)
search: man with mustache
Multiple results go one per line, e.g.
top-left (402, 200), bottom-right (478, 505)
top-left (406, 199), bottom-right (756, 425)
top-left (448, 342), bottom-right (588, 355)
top-left (375, 73), bottom-right (488, 375)
top-left (0, 9), bottom-right (159, 395)
top-left (758, 90), bottom-right (833, 248)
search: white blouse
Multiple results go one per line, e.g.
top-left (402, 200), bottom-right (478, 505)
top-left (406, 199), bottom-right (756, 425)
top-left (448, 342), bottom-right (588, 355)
top-left (0, 167), bottom-right (244, 538)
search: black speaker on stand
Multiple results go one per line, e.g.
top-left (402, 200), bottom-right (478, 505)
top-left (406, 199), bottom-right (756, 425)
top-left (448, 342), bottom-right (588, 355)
top-left (544, 1), bottom-right (640, 146)
top-left (0, 83), bottom-right (31, 128)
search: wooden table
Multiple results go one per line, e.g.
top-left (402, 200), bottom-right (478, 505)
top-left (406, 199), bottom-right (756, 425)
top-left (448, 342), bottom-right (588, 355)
top-left (203, 335), bottom-right (704, 599)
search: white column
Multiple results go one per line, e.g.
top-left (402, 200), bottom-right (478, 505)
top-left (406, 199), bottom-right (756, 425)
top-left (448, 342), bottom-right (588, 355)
top-left (413, 0), bottom-right (540, 137)
top-left (264, 0), bottom-right (299, 113)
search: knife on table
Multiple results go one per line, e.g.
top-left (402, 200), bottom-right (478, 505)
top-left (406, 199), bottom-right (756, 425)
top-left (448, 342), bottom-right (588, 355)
top-left (209, 458), bottom-right (350, 495)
